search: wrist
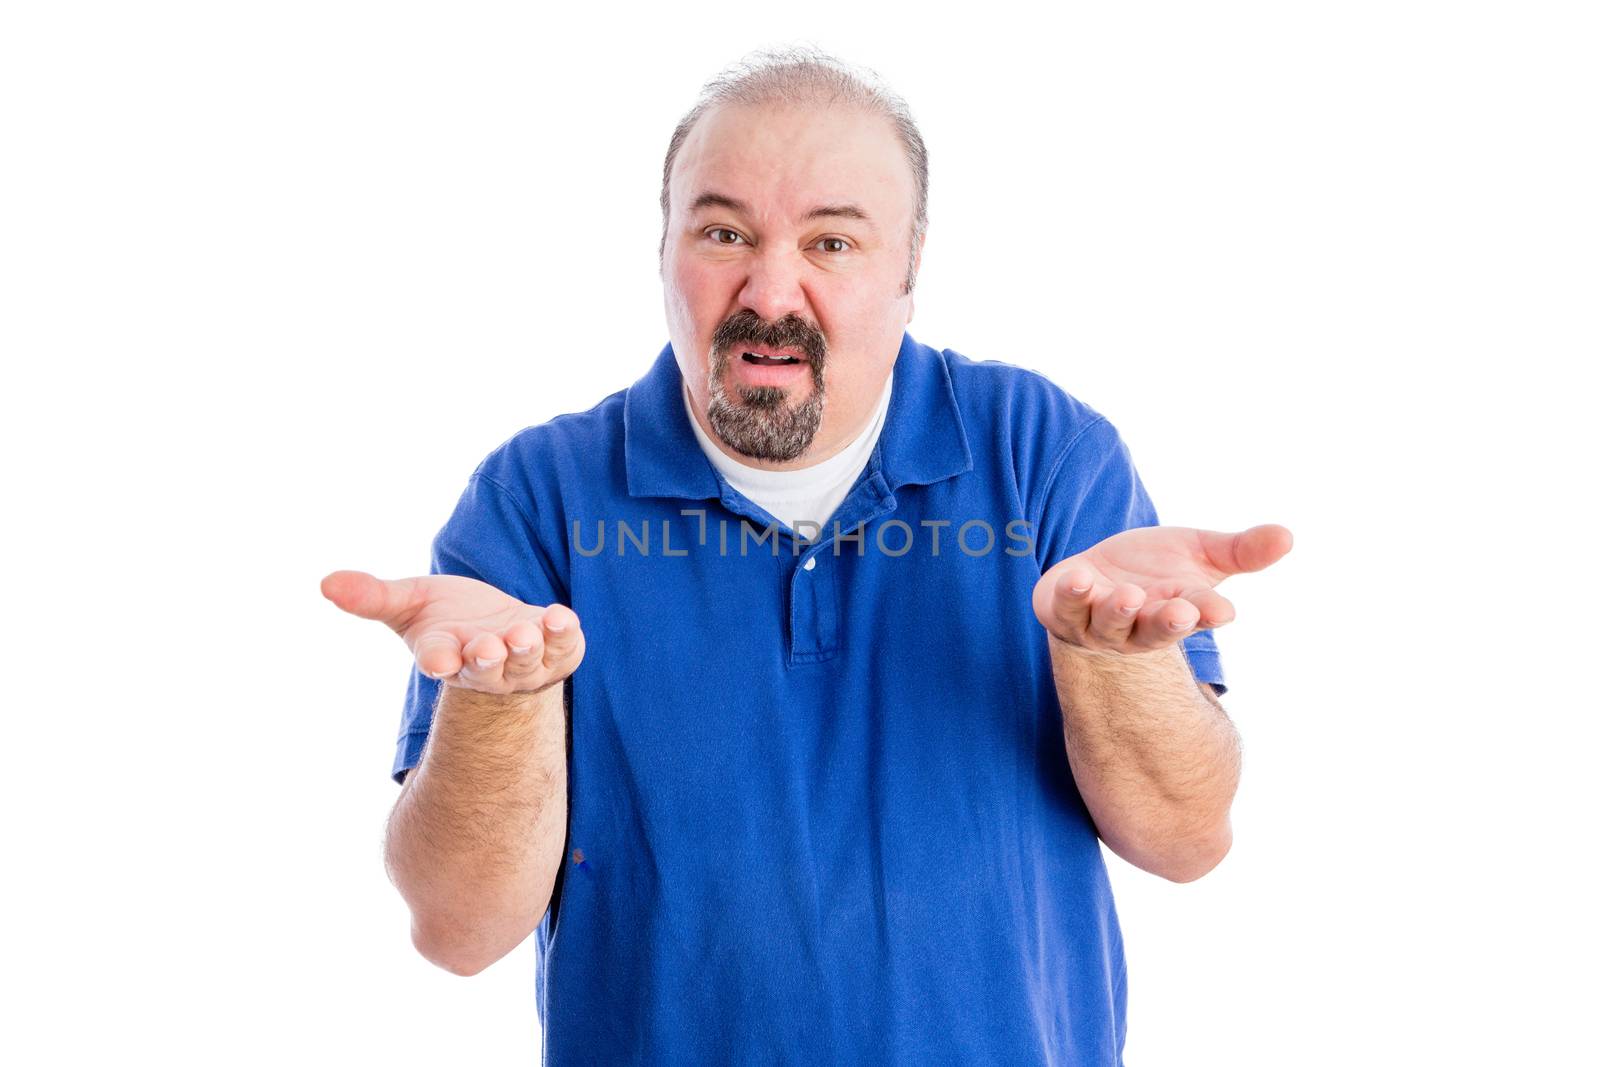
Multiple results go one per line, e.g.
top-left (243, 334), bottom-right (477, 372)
top-left (439, 682), bottom-right (562, 712)
top-left (1046, 630), bottom-right (1185, 662)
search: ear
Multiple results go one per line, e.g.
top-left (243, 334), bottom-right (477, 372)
top-left (906, 223), bottom-right (927, 320)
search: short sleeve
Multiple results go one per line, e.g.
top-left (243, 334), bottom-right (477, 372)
top-left (1032, 416), bottom-right (1227, 695)
top-left (390, 471), bottom-right (569, 783)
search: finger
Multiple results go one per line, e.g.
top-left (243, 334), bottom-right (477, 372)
top-left (413, 630), bottom-right (464, 680)
top-left (457, 632), bottom-right (510, 688)
top-left (500, 619), bottom-right (547, 685)
top-left (1182, 588), bottom-right (1236, 631)
top-left (540, 604), bottom-right (584, 674)
top-left (1087, 583), bottom-right (1146, 647)
top-left (1041, 564), bottom-right (1105, 640)
top-left (320, 570), bottom-right (422, 630)
top-left (1129, 597), bottom-right (1201, 651)
top-left (1196, 524), bottom-right (1294, 579)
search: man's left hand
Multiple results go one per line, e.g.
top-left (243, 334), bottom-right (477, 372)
top-left (1032, 524), bottom-right (1293, 655)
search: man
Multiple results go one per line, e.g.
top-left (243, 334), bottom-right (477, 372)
top-left (323, 48), bottom-right (1291, 1065)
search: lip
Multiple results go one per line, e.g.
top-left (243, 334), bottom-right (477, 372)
top-left (726, 345), bottom-right (812, 388)
top-left (739, 344), bottom-right (808, 362)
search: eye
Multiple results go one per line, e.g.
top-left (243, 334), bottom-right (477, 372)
top-left (706, 227), bottom-right (746, 246)
top-left (814, 236), bottom-right (851, 253)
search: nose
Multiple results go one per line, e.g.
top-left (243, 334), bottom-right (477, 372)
top-left (737, 246), bottom-right (808, 324)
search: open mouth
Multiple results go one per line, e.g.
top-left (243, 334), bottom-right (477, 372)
top-left (741, 350), bottom-right (804, 366)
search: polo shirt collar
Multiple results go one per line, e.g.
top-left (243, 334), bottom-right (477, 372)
top-left (624, 330), bottom-right (972, 501)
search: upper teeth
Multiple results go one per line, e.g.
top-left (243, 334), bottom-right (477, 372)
top-left (745, 352), bottom-right (798, 364)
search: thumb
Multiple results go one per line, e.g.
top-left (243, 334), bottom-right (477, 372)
top-left (320, 570), bottom-right (422, 628)
top-left (1199, 524), bottom-right (1294, 577)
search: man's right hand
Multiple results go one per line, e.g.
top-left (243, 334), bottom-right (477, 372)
top-left (320, 570), bottom-right (584, 695)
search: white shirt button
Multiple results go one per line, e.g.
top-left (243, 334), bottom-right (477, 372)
top-left (803, 556), bottom-right (817, 571)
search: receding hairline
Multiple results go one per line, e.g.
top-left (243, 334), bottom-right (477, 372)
top-left (657, 47), bottom-right (930, 294)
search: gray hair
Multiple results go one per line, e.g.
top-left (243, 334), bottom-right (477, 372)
top-left (658, 46), bottom-right (930, 296)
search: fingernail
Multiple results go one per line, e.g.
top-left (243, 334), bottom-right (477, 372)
top-left (1170, 619), bottom-right (1192, 632)
top-left (475, 657), bottom-right (500, 669)
top-left (545, 619), bottom-right (567, 633)
top-left (1119, 604), bottom-right (1137, 617)
top-left (510, 645), bottom-right (531, 654)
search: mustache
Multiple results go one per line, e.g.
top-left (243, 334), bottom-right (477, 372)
top-left (710, 310), bottom-right (828, 364)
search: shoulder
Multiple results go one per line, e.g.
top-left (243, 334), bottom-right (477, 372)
top-left (468, 387), bottom-right (629, 507)
top-left (938, 345), bottom-right (1111, 452)
top-left (932, 344), bottom-right (1121, 500)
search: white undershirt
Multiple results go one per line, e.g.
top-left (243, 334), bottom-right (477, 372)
top-left (682, 371), bottom-right (894, 537)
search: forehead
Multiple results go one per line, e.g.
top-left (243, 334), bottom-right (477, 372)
top-left (671, 102), bottom-right (914, 224)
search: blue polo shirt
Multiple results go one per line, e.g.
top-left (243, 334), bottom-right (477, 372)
top-left (393, 331), bottom-right (1226, 1065)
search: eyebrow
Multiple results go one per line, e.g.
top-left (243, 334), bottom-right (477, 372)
top-left (688, 191), bottom-right (877, 229)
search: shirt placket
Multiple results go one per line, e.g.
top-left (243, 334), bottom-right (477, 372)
top-left (784, 470), bottom-right (897, 666)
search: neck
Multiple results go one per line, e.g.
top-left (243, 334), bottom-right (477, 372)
top-left (685, 372), bottom-right (892, 472)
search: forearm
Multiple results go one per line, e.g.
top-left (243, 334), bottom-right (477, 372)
top-left (385, 682), bottom-right (569, 974)
top-left (1049, 636), bottom-right (1240, 882)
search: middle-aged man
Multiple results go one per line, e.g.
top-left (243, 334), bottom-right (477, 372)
top-left (323, 48), bottom-right (1292, 1065)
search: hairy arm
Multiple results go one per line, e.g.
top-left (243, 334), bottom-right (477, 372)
top-left (1049, 637), bottom-right (1240, 882)
top-left (385, 682), bottom-right (570, 975)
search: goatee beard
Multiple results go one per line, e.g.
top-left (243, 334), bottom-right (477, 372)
top-left (705, 311), bottom-right (828, 462)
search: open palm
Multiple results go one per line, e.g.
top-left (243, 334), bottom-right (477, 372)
top-left (321, 570), bottom-right (585, 695)
top-left (1032, 524), bottom-right (1293, 654)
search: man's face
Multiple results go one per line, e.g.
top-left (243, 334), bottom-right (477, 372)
top-left (662, 101), bottom-right (919, 467)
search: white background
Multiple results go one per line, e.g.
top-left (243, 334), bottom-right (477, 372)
top-left (3, 2), bottom-right (1596, 1063)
